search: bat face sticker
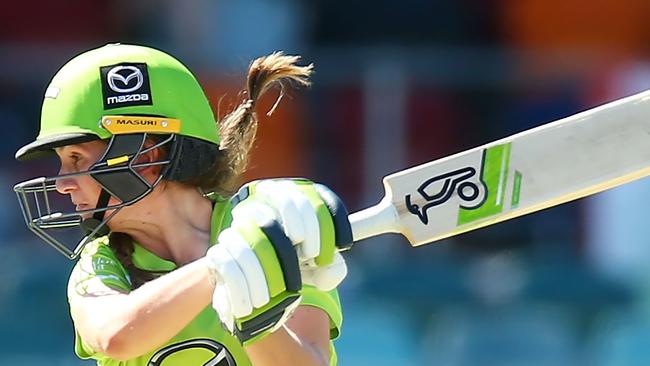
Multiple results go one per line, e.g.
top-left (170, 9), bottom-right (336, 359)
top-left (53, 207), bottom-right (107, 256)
top-left (405, 159), bottom-right (488, 225)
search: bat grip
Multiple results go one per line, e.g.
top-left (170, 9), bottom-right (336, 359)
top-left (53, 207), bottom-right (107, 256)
top-left (348, 197), bottom-right (400, 242)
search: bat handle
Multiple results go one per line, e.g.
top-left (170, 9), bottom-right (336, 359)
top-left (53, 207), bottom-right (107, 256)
top-left (348, 197), bottom-right (400, 243)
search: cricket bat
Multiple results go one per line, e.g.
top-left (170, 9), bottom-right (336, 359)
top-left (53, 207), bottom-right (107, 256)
top-left (348, 89), bottom-right (650, 246)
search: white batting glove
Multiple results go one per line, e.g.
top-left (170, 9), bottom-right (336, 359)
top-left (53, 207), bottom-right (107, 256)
top-left (230, 178), bottom-right (353, 291)
top-left (205, 212), bottom-right (302, 345)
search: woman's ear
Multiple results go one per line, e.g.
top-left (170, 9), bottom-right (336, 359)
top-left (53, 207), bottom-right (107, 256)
top-left (135, 138), bottom-right (165, 182)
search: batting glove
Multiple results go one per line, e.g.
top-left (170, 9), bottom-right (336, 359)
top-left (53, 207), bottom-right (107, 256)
top-left (230, 178), bottom-right (353, 291)
top-left (205, 212), bottom-right (302, 345)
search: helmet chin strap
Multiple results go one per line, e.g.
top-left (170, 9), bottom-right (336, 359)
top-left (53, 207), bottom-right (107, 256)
top-left (80, 188), bottom-right (112, 238)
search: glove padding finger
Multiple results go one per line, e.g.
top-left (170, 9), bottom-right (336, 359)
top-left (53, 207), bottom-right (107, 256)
top-left (212, 280), bottom-right (235, 333)
top-left (258, 180), bottom-right (321, 261)
top-left (231, 199), bottom-right (277, 229)
top-left (255, 180), bottom-right (306, 245)
top-left (218, 228), bottom-right (270, 308)
top-left (206, 244), bottom-right (254, 319)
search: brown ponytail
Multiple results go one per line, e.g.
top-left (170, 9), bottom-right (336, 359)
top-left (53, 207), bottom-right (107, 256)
top-left (196, 52), bottom-right (313, 196)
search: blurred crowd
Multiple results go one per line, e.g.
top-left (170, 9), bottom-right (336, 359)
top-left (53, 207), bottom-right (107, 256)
top-left (2, 1), bottom-right (650, 365)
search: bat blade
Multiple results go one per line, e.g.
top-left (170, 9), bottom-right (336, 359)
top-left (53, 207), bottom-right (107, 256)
top-left (349, 89), bottom-right (650, 246)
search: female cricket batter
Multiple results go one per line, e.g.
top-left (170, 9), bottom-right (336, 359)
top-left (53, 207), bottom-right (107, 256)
top-left (13, 43), bottom-right (352, 366)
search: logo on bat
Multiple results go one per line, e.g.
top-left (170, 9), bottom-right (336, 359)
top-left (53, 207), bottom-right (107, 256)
top-left (405, 163), bottom-right (487, 225)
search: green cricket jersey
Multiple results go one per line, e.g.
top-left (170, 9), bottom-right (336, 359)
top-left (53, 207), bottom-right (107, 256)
top-left (66, 200), bottom-right (343, 366)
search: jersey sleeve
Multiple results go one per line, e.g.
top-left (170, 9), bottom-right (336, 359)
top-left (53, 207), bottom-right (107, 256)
top-left (300, 285), bottom-right (343, 340)
top-left (67, 236), bottom-right (133, 360)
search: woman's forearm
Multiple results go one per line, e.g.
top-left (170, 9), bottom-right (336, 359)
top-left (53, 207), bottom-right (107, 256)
top-left (245, 327), bottom-right (328, 366)
top-left (72, 258), bottom-right (214, 360)
top-left (245, 306), bottom-right (331, 366)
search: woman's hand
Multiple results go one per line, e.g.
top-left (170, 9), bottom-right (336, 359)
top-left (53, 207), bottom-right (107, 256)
top-left (205, 178), bottom-right (352, 345)
top-left (231, 179), bottom-right (352, 291)
top-left (205, 216), bottom-right (302, 345)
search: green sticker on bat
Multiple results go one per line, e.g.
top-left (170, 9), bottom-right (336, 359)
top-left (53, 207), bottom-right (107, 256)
top-left (457, 142), bottom-right (511, 225)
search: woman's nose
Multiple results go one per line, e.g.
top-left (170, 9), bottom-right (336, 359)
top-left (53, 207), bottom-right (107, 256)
top-left (55, 171), bottom-right (78, 195)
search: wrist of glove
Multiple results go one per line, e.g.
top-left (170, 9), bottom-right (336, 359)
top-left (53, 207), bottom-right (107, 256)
top-left (205, 215), bottom-right (302, 345)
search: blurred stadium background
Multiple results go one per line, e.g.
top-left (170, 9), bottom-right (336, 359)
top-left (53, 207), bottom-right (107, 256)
top-left (3, 1), bottom-right (650, 365)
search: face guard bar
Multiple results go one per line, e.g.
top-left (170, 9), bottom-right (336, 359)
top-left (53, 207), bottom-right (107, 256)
top-left (13, 133), bottom-right (178, 259)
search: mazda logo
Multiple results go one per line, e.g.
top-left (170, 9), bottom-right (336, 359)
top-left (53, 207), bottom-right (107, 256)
top-left (107, 65), bottom-right (144, 93)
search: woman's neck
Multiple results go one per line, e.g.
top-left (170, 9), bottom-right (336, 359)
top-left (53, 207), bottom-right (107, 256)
top-left (109, 183), bottom-right (214, 265)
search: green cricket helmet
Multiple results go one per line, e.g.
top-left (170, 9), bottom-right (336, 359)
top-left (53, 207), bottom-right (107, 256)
top-left (14, 43), bottom-right (220, 259)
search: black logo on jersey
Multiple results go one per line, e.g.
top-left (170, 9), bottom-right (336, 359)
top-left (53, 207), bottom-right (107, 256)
top-left (100, 63), bottom-right (153, 110)
top-left (405, 155), bottom-right (487, 225)
top-left (148, 339), bottom-right (236, 366)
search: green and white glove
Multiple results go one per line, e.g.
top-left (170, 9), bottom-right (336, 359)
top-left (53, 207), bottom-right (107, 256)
top-left (205, 178), bottom-right (353, 345)
top-left (230, 178), bottom-right (353, 291)
top-left (205, 213), bottom-right (302, 345)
